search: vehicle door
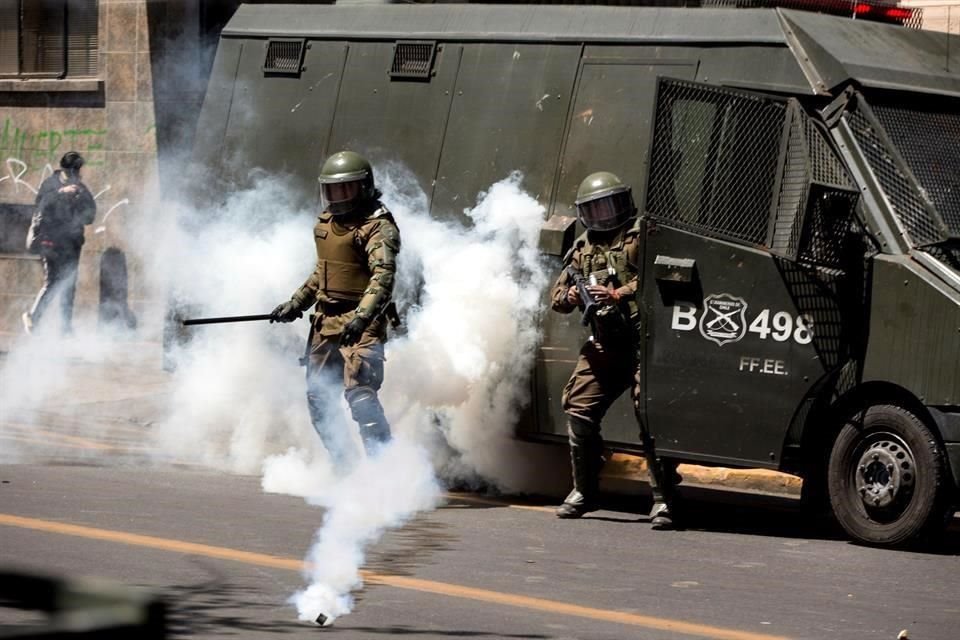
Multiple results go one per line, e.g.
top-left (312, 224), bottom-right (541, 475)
top-left (638, 79), bottom-right (862, 468)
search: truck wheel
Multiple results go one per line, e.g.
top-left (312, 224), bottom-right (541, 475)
top-left (828, 404), bottom-right (951, 547)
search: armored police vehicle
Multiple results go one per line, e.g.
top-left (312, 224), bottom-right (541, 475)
top-left (190, 2), bottom-right (960, 546)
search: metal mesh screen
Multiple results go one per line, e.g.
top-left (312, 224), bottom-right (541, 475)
top-left (777, 259), bottom-right (848, 370)
top-left (770, 104), bottom-right (858, 268)
top-left (922, 243), bottom-right (960, 271)
top-left (846, 108), bottom-right (946, 247)
top-left (771, 108), bottom-right (808, 258)
top-left (390, 41), bottom-right (436, 79)
top-left (798, 189), bottom-right (858, 267)
top-left (645, 79), bottom-right (786, 246)
top-left (806, 118), bottom-right (853, 189)
top-left (872, 96), bottom-right (960, 237)
top-left (263, 39), bottom-right (303, 74)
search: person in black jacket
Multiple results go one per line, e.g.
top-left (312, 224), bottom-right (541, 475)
top-left (23, 152), bottom-right (97, 335)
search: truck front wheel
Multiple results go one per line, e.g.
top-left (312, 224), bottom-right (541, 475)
top-left (828, 404), bottom-right (951, 547)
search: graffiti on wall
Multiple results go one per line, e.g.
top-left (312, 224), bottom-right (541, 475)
top-left (0, 118), bottom-right (107, 169)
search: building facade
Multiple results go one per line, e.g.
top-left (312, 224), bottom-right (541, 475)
top-left (0, 0), bottom-right (957, 341)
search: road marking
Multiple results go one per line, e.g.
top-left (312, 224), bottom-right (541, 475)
top-left (1, 426), bottom-right (126, 452)
top-left (445, 492), bottom-right (555, 513)
top-left (0, 513), bottom-right (790, 640)
top-left (0, 432), bottom-right (109, 451)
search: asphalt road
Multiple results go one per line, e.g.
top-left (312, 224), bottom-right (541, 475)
top-left (1, 463), bottom-right (959, 640)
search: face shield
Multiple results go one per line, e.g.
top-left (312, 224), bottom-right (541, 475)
top-left (321, 179), bottom-right (364, 215)
top-left (576, 189), bottom-right (636, 231)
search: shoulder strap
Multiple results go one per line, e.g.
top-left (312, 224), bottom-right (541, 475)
top-left (563, 232), bottom-right (588, 265)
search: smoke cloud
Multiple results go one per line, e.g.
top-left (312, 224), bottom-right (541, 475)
top-left (264, 168), bottom-right (553, 624)
top-left (1, 141), bottom-right (558, 624)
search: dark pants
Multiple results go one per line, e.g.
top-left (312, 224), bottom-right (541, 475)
top-left (561, 338), bottom-right (676, 505)
top-left (29, 247), bottom-right (81, 333)
top-left (305, 321), bottom-right (390, 472)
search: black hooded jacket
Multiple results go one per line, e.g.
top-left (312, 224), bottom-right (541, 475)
top-left (33, 170), bottom-right (97, 250)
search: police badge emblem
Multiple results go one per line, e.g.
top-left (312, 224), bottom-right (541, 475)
top-left (699, 293), bottom-right (748, 346)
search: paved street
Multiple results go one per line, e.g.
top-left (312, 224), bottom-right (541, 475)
top-left (1, 344), bottom-right (960, 639)
top-left (1, 464), bottom-right (959, 640)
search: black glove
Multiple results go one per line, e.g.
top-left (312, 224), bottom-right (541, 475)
top-left (339, 316), bottom-right (368, 347)
top-left (270, 301), bottom-right (302, 323)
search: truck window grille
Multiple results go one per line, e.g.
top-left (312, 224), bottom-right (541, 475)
top-left (771, 107), bottom-right (859, 269)
top-left (645, 78), bottom-right (785, 247)
top-left (771, 107), bottom-right (809, 261)
top-left (390, 41), bottom-right (436, 80)
top-left (845, 107), bottom-right (947, 246)
top-left (263, 39), bottom-right (304, 75)
top-left (872, 97), bottom-right (960, 237)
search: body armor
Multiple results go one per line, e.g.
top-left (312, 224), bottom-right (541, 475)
top-left (313, 213), bottom-right (372, 303)
top-left (570, 221), bottom-right (642, 334)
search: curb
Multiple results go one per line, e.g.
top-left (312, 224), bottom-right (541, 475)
top-left (603, 452), bottom-right (803, 497)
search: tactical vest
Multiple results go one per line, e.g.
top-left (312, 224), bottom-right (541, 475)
top-left (574, 220), bottom-right (642, 320)
top-left (313, 213), bottom-right (371, 303)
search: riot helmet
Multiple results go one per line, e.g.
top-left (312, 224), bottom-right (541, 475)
top-left (318, 150), bottom-right (376, 215)
top-left (574, 171), bottom-right (636, 232)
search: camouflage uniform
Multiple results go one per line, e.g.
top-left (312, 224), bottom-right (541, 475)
top-left (551, 171), bottom-right (676, 526)
top-left (287, 200), bottom-right (400, 468)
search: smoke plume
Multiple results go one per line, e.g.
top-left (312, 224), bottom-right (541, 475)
top-left (273, 168), bottom-right (551, 624)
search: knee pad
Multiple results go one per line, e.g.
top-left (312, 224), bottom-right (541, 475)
top-left (345, 387), bottom-right (385, 426)
top-left (305, 389), bottom-right (325, 425)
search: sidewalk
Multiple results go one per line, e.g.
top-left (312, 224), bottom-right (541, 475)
top-left (0, 334), bottom-right (802, 497)
top-left (605, 453), bottom-right (802, 497)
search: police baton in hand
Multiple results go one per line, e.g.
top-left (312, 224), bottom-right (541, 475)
top-left (181, 314), bottom-right (273, 326)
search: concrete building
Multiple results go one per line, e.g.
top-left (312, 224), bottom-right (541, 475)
top-left (0, 0), bottom-right (252, 339)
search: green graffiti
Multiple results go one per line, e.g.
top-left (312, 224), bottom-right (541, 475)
top-left (0, 118), bottom-right (108, 168)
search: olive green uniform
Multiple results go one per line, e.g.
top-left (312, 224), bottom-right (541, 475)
top-left (551, 221), bottom-right (675, 514)
top-left (287, 201), bottom-right (400, 467)
top-left (551, 223), bottom-right (642, 423)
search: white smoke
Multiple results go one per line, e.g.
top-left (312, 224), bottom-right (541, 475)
top-left (0, 154), bottom-right (560, 625)
top-left (140, 177), bottom-right (323, 473)
top-left (274, 168), bottom-right (551, 625)
top-left (291, 440), bottom-right (441, 625)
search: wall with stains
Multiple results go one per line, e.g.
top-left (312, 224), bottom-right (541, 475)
top-left (0, 0), bottom-right (205, 339)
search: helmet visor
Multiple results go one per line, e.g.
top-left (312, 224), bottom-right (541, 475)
top-left (322, 180), bottom-right (363, 214)
top-left (576, 190), bottom-right (635, 231)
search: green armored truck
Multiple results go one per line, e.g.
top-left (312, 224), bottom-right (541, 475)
top-left (189, 2), bottom-right (960, 546)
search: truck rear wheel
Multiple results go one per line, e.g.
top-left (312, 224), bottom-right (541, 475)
top-left (828, 404), bottom-right (951, 547)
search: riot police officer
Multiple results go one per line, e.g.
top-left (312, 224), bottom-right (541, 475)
top-left (271, 151), bottom-right (400, 470)
top-left (550, 171), bottom-right (677, 528)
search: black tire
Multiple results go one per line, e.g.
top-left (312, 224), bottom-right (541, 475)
top-left (828, 404), bottom-right (952, 547)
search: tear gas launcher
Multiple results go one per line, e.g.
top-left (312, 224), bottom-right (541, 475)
top-left (564, 266), bottom-right (601, 329)
top-left (181, 314), bottom-right (273, 326)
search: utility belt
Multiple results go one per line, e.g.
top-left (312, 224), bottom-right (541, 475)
top-left (316, 298), bottom-right (357, 316)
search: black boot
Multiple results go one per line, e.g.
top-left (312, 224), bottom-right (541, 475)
top-left (556, 418), bottom-right (603, 519)
top-left (646, 454), bottom-right (678, 530)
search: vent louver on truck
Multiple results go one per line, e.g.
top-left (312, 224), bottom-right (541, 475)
top-left (389, 41), bottom-right (437, 80)
top-left (263, 39), bottom-right (305, 75)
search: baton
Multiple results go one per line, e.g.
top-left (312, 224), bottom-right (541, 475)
top-left (182, 314), bottom-right (273, 326)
